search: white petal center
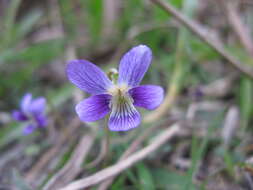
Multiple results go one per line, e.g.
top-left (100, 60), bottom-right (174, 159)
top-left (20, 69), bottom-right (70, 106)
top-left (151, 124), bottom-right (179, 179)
top-left (107, 84), bottom-right (136, 118)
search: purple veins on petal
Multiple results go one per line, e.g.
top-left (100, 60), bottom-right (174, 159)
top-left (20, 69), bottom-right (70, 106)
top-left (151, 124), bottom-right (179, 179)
top-left (118, 45), bottom-right (152, 87)
top-left (66, 60), bottom-right (113, 95)
top-left (109, 108), bottom-right (141, 131)
top-left (12, 110), bottom-right (28, 121)
top-left (23, 124), bottom-right (37, 135)
top-left (75, 94), bottom-right (112, 122)
top-left (129, 85), bottom-right (164, 110)
top-left (108, 96), bottom-right (141, 131)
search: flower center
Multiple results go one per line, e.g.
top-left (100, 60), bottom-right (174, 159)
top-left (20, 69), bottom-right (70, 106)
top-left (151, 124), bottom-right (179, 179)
top-left (107, 84), bottom-right (136, 118)
top-left (107, 84), bottom-right (129, 97)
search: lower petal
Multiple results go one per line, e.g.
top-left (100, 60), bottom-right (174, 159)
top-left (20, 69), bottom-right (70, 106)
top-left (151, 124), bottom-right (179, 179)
top-left (129, 85), bottom-right (164, 110)
top-left (75, 94), bottom-right (111, 122)
top-left (12, 110), bottom-right (28, 121)
top-left (35, 114), bottom-right (48, 127)
top-left (108, 97), bottom-right (141, 131)
top-left (23, 124), bottom-right (37, 135)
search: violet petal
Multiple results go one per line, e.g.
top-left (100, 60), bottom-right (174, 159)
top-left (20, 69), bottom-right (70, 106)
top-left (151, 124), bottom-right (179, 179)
top-left (108, 102), bottom-right (141, 131)
top-left (12, 110), bottom-right (28, 121)
top-left (129, 85), bottom-right (164, 110)
top-left (30, 97), bottom-right (46, 115)
top-left (35, 114), bottom-right (48, 127)
top-left (75, 94), bottom-right (111, 122)
top-left (118, 45), bottom-right (152, 87)
top-left (23, 124), bottom-right (37, 135)
top-left (66, 60), bottom-right (113, 95)
top-left (21, 93), bottom-right (32, 114)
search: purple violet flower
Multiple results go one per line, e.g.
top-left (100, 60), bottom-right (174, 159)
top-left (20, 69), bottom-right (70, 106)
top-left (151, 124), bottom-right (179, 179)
top-left (12, 93), bottom-right (47, 135)
top-left (66, 45), bottom-right (164, 131)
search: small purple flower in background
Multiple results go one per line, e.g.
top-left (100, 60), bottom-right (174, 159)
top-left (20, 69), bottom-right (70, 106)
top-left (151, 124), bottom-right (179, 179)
top-left (66, 45), bottom-right (164, 131)
top-left (12, 93), bottom-right (47, 135)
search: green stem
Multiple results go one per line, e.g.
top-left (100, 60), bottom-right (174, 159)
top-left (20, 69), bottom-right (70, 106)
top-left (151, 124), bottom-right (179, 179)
top-left (103, 116), bottom-right (110, 166)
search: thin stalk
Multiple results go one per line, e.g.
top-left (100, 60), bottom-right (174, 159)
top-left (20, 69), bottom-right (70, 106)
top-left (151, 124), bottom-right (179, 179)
top-left (103, 116), bottom-right (110, 166)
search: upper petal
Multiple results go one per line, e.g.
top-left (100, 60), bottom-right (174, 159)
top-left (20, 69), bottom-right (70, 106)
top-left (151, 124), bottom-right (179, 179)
top-left (75, 94), bottom-right (111, 122)
top-left (108, 96), bottom-right (141, 131)
top-left (129, 85), bottom-right (164, 110)
top-left (21, 93), bottom-right (32, 114)
top-left (118, 45), bottom-right (152, 87)
top-left (30, 97), bottom-right (46, 115)
top-left (66, 60), bottom-right (113, 95)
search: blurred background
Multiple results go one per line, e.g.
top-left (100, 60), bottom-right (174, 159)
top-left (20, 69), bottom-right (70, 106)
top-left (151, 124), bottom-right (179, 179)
top-left (1, 0), bottom-right (253, 189)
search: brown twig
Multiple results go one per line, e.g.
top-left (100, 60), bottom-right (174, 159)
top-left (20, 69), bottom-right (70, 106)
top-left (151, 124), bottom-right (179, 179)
top-left (199, 75), bottom-right (236, 98)
top-left (221, 106), bottom-right (239, 148)
top-left (42, 134), bottom-right (95, 190)
top-left (102, 0), bottom-right (119, 38)
top-left (98, 119), bottom-right (169, 190)
top-left (59, 123), bottom-right (180, 190)
top-left (85, 137), bottom-right (108, 169)
top-left (221, 0), bottom-right (253, 56)
top-left (25, 118), bottom-right (81, 183)
top-left (150, 0), bottom-right (253, 78)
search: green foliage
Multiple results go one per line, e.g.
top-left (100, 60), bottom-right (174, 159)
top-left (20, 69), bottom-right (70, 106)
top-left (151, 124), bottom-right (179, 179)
top-left (239, 77), bottom-right (253, 130)
top-left (0, 0), bottom-right (43, 50)
top-left (153, 0), bottom-right (183, 22)
top-left (1, 0), bottom-right (21, 48)
top-left (0, 1), bottom-right (65, 100)
top-left (118, 0), bottom-right (144, 34)
top-left (85, 0), bottom-right (103, 43)
top-left (59, 0), bottom-right (78, 38)
top-left (153, 167), bottom-right (189, 189)
top-left (136, 163), bottom-right (155, 190)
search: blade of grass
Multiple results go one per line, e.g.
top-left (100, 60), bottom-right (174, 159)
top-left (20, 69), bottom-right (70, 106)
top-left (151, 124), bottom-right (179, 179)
top-left (1, 0), bottom-right (21, 48)
top-left (239, 77), bottom-right (253, 130)
top-left (184, 111), bottom-right (224, 189)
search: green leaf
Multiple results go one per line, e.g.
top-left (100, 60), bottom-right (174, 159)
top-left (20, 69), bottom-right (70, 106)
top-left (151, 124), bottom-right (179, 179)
top-left (111, 174), bottom-right (127, 190)
top-left (85, 0), bottom-right (103, 43)
top-left (184, 110), bottom-right (224, 190)
top-left (152, 167), bottom-right (188, 189)
top-left (0, 49), bottom-right (16, 65)
top-left (0, 123), bottom-right (24, 149)
top-left (59, 0), bottom-right (77, 38)
top-left (14, 10), bottom-right (43, 42)
top-left (239, 77), bottom-right (253, 129)
top-left (17, 38), bottom-right (65, 63)
top-left (136, 163), bottom-right (155, 190)
top-left (1, 0), bottom-right (21, 48)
